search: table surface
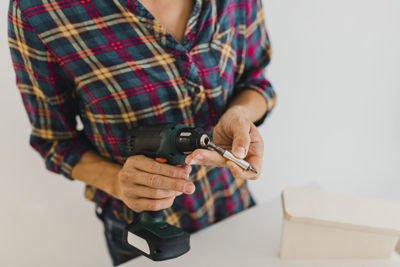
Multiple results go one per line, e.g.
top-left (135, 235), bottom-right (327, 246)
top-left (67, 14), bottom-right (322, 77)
top-left (122, 197), bottom-right (400, 267)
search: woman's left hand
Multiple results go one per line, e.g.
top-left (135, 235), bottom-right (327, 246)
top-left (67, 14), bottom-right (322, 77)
top-left (185, 106), bottom-right (264, 180)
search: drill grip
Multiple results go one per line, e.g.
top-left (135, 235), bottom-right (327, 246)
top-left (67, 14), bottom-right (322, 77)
top-left (145, 210), bottom-right (164, 220)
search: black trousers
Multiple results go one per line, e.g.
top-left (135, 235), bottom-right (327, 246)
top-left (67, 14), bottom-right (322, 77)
top-left (96, 202), bottom-right (140, 266)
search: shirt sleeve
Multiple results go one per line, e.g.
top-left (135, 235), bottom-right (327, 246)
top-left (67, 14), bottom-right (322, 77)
top-left (235, 0), bottom-right (277, 126)
top-left (8, 0), bottom-right (94, 179)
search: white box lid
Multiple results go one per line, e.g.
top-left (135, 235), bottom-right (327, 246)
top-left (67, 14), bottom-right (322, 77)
top-left (282, 187), bottom-right (400, 235)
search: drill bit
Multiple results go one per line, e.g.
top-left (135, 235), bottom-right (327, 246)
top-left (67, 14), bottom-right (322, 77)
top-left (207, 141), bottom-right (258, 174)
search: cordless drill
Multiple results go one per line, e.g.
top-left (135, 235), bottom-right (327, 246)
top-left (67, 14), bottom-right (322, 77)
top-left (122, 123), bottom-right (210, 261)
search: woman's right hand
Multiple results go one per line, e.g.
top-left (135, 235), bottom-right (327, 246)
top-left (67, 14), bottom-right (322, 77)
top-left (116, 155), bottom-right (195, 212)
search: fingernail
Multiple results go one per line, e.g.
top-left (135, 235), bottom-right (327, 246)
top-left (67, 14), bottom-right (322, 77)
top-left (235, 147), bottom-right (246, 158)
top-left (184, 183), bottom-right (195, 194)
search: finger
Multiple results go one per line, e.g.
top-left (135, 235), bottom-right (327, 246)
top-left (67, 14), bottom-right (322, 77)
top-left (227, 155), bottom-right (262, 180)
top-left (247, 153), bottom-right (263, 175)
top-left (133, 171), bottom-right (196, 194)
top-left (185, 149), bottom-right (228, 167)
top-left (127, 197), bottom-right (175, 212)
top-left (231, 120), bottom-right (251, 159)
top-left (228, 161), bottom-right (261, 180)
top-left (124, 184), bottom-right (177, 199)
top-left (227, 124), bottom-right (264, 179)
top-left (126, 155), bottom-right (192, 179)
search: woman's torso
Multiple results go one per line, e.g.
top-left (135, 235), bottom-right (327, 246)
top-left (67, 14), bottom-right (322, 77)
top-left (17, 0), bottom-right (254, 231)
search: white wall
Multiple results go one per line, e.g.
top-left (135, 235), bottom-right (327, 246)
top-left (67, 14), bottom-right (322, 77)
top-left (250, 0), bottom-right (400, 203)
top-left (1, 0), bottom-right (399, 266)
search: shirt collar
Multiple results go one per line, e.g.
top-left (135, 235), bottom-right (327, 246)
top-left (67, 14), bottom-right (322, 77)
top-left (114, 0), bottom-right (202, 49)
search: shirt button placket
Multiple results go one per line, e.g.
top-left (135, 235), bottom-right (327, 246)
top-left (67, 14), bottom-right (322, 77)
top-left (184, 50), bottom-right (193, 64)
top-left (180, 50), bottom-right (207, 123)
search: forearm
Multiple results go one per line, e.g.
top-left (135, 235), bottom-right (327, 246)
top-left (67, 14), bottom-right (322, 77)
top-left (70, 150), bottom-right (122, 199)
top-left (228, 90), bottom-right (268, 123)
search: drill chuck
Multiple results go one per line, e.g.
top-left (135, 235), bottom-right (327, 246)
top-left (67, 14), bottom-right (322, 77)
top-left (175, 127), bottom-right (209, 155)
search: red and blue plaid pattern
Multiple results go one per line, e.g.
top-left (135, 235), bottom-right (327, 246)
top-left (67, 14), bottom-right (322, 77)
top-left (8, 0), bottom-right (276, 231)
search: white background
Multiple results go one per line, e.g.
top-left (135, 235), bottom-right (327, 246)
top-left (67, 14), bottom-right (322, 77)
top-left (1, 0), bottom-right (400, 266)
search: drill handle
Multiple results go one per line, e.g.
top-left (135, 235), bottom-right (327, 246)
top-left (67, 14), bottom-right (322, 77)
top-left (144, 210), bottom-right (164, 220)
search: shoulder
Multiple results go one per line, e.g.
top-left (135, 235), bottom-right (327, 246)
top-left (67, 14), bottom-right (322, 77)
top-left (9, 0), bottom-right (53, 29)
top-left (12, 0), bottom-right (50, 11)
top-left (205, 0), bottom-right (259, 11)
top-left (203, 0), bottom-right (249, 24)
top-left (9, 0), bottom-right (66, 38)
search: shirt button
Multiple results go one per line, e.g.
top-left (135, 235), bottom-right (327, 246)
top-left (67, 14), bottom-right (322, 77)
top-left (194, 86), bottom-right (201, 94)
top-left (183, 51), bottom-right (193, 63)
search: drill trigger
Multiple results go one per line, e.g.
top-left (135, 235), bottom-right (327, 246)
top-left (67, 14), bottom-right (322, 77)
top-left (156, 158), bottom-right (168, 163)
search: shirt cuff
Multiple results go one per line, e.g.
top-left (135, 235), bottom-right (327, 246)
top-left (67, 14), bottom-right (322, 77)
top-left (238, 82), bottom-right (277, 127)
top-left (30, 131), bottom-right (94, 179)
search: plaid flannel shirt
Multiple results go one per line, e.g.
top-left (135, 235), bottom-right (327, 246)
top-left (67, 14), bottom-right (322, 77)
top-left (8, 0), bottom-right (276, 231)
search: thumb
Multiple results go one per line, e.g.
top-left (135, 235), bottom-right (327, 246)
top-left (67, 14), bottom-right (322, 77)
top-left (231, 121), bottom-right (251, 159)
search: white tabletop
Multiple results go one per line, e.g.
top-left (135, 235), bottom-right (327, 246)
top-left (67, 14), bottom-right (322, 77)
top-left (122, 197), bottom-right (400, 267)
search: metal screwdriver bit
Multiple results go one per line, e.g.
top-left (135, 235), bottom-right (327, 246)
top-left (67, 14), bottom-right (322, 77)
top-left (207, 141), bottom-right (258, 174)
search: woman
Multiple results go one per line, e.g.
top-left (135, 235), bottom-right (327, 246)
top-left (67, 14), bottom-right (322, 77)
top-left (8, 0), bottom-right (276, 265)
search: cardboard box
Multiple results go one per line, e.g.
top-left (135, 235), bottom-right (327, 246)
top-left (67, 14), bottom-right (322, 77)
top-left (280, 188), bottom-right (400, 259)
